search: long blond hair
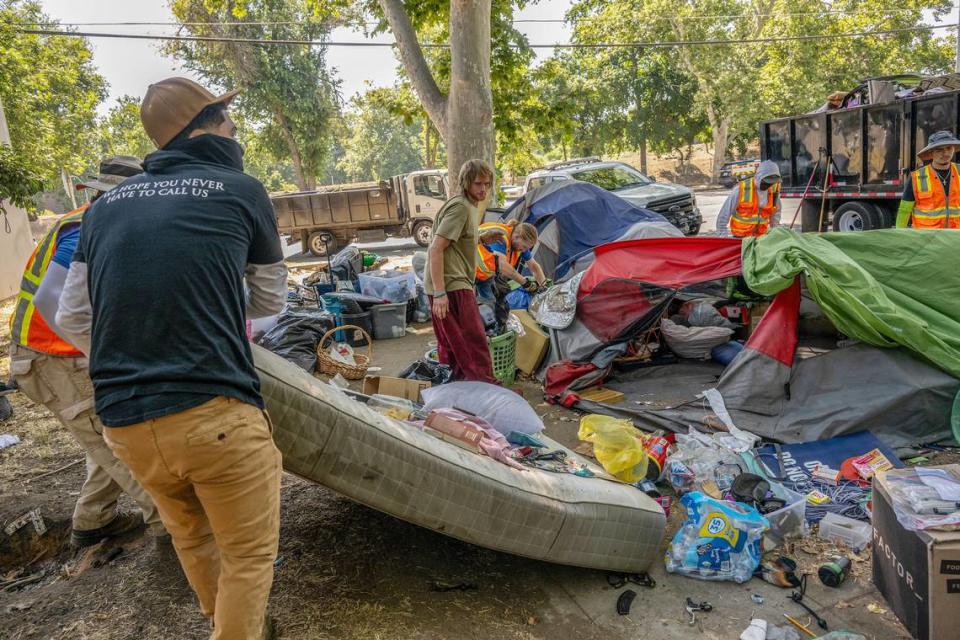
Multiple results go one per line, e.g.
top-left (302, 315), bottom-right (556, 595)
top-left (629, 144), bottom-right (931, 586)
top-left (507, 220), bottom-right (538, 247)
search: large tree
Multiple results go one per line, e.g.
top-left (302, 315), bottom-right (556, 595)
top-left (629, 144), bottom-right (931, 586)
top-left (167, 0), bottom-right (342, 190)
top-left (571, 0), bottom-right (954, 179)
top-left (376, 0), bottom-right (492, 181)
top-left (0, 1), bottom-right (107, 209)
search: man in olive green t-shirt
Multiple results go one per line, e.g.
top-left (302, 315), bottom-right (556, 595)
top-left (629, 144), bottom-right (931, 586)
top-left (424, 159), bottom-right (496, 382)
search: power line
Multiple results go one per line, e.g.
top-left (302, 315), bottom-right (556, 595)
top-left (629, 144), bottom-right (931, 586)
top-left (11, 24), bottom-right (956, 49)
top-left (6, 6), bottom-right (957, 28)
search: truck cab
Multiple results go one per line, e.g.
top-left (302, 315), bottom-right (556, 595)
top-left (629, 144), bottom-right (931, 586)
top-left (393, 169), bottom-right (448, 247)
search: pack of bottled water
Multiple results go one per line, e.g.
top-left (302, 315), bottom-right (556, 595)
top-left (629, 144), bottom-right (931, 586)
top-left (664, 491), bottom-right (769, 583)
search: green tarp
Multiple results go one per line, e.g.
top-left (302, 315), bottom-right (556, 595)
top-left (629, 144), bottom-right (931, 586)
top-left (742, 228), bottom-right (960, 380)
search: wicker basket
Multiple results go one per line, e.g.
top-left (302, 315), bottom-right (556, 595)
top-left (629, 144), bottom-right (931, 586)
top-left (316, 325), bottom-right (373, 380)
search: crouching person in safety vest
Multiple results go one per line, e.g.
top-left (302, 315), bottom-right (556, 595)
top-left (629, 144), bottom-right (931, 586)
top-left (474, 221), bottom-right (547, 304)
top-left (897, 130), bottom-right (960, 229)
top-left (716, 160), bottom-right (782, 237)
top-left (7, 156), bottom-right (166, 548)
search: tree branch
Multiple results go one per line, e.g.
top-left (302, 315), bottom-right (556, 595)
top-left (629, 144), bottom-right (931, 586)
top-left (378, 0), bottom-right (448, 138)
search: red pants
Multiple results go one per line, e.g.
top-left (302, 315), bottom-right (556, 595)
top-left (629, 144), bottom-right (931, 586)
top-left (429, 289), bottom-right (496, 383)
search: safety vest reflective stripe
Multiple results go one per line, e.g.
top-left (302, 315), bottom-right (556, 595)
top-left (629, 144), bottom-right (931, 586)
top-left (730, 179), bottom-right (777, 237)
top-left (911, 163), bottom-right (960, 229)
top-left (8, 205), bottom-right (87, 355)
top-left (476, 223), bottom-right (517, 281)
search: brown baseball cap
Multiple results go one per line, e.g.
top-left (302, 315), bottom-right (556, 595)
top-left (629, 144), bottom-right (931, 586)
top-left (140, 77), bottom-right (239, 149)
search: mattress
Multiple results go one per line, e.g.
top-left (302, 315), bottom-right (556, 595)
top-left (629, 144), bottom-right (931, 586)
top-left (253, 345), bottom-right (666, 572)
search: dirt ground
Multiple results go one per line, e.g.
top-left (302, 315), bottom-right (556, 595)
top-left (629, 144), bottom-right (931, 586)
top-left (2, 270), bottom-right (958, 639)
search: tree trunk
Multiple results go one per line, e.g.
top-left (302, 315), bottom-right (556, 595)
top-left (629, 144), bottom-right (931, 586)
top-left (639, 134), bottom-right (648, 175)
top-left (275, 109), bottom-right (310, 190)
top-left (424, 122), bottom-right (432, 168)
top-left (446, 0), bottom-right (495, 182)
top-left (711, 117), bottom-right (730, 183)
top-left (61, 167), bottom-right (77, 210)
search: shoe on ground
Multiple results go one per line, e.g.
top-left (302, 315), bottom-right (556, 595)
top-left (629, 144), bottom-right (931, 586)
top-left (70, 512), bottom-right (144, 548)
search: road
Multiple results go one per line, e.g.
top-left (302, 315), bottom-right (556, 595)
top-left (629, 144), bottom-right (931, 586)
top-left (283, 188), bottom-right (805, 264)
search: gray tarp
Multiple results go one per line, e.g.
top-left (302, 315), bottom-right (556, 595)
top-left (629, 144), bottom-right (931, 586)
top-left (578, 345), bottom-right (958, 450)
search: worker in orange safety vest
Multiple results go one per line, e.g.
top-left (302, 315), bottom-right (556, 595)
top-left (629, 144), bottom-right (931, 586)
top-left (716, 160), bottom-right (782, 238)
top-left (474, 220), bottom-right (547, 303)
top-left (897, 130), bottom-right (960, 229)
top-left (6, 156), bottom-right (165, 549)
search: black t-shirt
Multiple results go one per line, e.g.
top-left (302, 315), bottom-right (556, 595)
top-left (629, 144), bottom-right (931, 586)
top-left (73, 134), bottom-right (282, 426)
top-left (902, 165), bottom-right (951, 201)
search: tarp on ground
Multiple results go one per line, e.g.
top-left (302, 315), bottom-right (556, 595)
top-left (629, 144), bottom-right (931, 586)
top-left (742, 227), bottom-right (960, 379)
top-left (501, 181), bottom-right (682, 280)
top-left (544, 231), bottom-right (960, 448)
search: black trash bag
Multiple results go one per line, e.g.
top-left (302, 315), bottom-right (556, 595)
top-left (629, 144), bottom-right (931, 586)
top-left (257, 307), bottom-right (335, 371)
top-left (398, 359), bottom-right (453, 386)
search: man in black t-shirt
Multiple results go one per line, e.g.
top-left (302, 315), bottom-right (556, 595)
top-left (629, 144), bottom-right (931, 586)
top-left (57, 77), bottom-right (286, 640)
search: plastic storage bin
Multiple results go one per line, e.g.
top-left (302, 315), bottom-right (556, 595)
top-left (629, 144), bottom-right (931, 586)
top-left (340, 311), bottom-right (372, 347)
top-left (763, 486), bottom-right (807, 545)
top-left (359, 270), bottom-right (417, 302)
top-left (818, 512), bottom-right (872, 549)
top-left (488, 331), bottom-right (517, 386)
top-left (371, 302), bottom-right (407, 340)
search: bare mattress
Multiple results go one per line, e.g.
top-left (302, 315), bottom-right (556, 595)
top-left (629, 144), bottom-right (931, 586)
top-left (253, 345), bottom-right (665, 572)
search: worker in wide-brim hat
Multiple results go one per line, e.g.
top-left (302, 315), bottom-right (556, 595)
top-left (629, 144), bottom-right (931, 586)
top-left (8, 154), bottom-right (163, 553)
top-left (897, 130), bottom-right (960, 228)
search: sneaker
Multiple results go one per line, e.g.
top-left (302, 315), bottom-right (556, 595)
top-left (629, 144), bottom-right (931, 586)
top-left (70, 512), bottom-right (144, 548)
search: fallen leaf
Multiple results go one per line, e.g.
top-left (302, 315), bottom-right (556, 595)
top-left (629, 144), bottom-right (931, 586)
top-left (867, 603), bottom-right (887, 615)
top-left (834, 601), bottom-right (854, 609)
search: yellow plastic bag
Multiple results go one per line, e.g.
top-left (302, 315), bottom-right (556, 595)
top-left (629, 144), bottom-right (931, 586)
top-left (577, 414), bottom-right (648, 483)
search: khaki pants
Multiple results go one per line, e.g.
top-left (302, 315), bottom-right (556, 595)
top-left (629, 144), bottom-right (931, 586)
top-left (103, 396), bottom-right (282, 640)
top-left (10, 344), bottom-right (160, 531)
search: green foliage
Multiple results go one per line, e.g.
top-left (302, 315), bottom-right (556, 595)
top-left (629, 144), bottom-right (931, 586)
top-left (0, 143), bottom-right (45, 215)
top-left (98, 96), bottom-right (155, 160)
top-left (569, 0), bottom-right (954, 173)
top-left (338, 89), bottom-right (425, 181)
top-left (0, 1), bottom-right (107, 193)
top-left (167, 0), bottom-right (342, 190)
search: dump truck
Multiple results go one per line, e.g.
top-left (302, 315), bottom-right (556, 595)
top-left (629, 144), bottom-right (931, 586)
top-left (271, 169), bottom-right (448, 256)
top-left (759, 74), bottom-right (960, 232)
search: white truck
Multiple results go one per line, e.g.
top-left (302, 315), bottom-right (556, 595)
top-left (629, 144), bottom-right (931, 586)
top-left (271, 169), bottom-right (448, 256)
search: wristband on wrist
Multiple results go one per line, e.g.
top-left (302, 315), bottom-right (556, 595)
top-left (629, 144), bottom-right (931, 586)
top-left (434, 291), bottom-right (447, 298)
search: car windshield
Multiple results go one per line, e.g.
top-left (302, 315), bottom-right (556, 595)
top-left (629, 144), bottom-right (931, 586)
top-left (571, 166), bottom-right (651, 191)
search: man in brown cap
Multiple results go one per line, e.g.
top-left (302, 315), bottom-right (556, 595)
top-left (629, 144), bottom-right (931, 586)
top-left (57, 77), bottom-right (286, 640)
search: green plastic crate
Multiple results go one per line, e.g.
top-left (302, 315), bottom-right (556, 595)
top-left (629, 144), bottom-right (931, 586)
top-left (488, 331), bottom-right (517, 386)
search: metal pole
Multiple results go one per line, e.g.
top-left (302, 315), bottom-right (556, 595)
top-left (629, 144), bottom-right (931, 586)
top-left (956, 7), bottom-right (960, 73)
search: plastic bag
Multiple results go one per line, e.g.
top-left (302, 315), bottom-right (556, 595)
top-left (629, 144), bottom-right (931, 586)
top-left (882, 467), bottom-right (960, 531)
top-left (328, 342), bottom-right (356, 366)
top-left (421, 381), bottom-right (544, 435)
top-left (399, 359), bottom-right (453, 386)
top-left (577, 415), bottom-right (648, 483)
top-left (682, 300), bottom-right (733, 328)
top-left (664, 492), bottom-right (769, 583)
top-left (665, 429), bottom-right (743, 493)
top-left (506, 288), bottom-right (532, 310)
top-left (661, 318), bottom-right (734, 359)
top-left (257, 307), bottom-right (335, 371)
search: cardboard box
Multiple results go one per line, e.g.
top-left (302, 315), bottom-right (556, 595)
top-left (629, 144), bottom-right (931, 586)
top-left (424, 411), bottom-right (483, 453)
top-left (873, 465), bottom-right (960, 640)
top-left (512, 310), bottom-right (549, 375)
top-left (362, 375), bottom-right (430, 403)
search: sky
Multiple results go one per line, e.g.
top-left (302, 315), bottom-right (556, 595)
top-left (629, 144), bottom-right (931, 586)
top-left (37, 0), bottom-right (573, 115)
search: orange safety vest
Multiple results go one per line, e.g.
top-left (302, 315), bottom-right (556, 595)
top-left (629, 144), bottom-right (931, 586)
top-left (730, 178), bottom-right (779, 237)
top-left (8, 205), bottom-right (88, 357)
top-left (475, 222), bottom-right (522, 282)
top-left (910, 163), bottom-right (960, 229)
